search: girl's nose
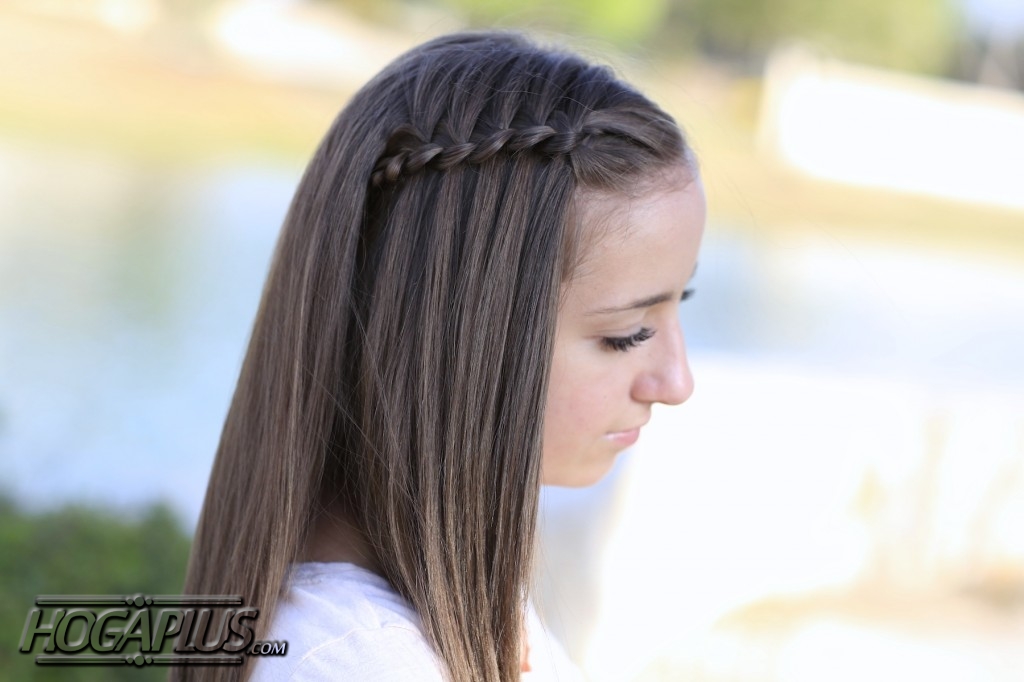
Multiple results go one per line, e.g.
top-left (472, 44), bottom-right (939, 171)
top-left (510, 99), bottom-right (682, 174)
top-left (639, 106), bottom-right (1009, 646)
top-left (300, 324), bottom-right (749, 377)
top-left (633, 323), bottom-right (694, 406)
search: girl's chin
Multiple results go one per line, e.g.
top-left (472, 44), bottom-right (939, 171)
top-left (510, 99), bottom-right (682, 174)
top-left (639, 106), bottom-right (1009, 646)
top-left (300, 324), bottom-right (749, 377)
top-left (541, 453), bottom-right (621, 488)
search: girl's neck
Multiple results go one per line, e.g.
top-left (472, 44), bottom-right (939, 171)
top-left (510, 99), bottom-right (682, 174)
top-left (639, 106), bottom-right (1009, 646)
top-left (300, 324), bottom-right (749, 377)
top-left (300, 502), bottom-right (382, 575)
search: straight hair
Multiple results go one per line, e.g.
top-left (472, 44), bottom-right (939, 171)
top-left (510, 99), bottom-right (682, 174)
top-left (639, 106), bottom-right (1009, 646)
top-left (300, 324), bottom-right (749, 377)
top-left (176, 30), bottom-right (691, 682)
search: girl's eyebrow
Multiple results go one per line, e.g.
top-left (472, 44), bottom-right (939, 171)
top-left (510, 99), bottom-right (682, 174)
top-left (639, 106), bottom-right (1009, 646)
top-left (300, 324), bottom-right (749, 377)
top-left (587, 292), bottom-right (673, 316)
top-left (585, 261), bottom-right (699, 316)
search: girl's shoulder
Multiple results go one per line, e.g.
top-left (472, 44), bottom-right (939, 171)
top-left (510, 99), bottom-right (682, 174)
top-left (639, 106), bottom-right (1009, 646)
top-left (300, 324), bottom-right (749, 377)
top-left (248, 562), bottom-right (445, 682)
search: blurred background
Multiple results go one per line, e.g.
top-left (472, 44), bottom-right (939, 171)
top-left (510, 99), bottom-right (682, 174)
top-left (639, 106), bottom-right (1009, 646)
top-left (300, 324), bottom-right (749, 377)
top-left (1, 0), bottom-right (1022, 680)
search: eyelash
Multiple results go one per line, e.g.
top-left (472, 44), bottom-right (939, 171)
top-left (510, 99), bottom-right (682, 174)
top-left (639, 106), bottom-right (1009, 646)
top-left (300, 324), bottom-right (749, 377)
top-left (601, 327), bottom-right (655, 352)
top-left (598, 289), bottom-right (695, 352)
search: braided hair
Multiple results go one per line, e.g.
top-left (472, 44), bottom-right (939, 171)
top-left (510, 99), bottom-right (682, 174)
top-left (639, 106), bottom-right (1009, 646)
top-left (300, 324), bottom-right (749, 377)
top-left (180, 30), bottom-right (693, 682)
top-left (365, 37), bottom-right (686, 192)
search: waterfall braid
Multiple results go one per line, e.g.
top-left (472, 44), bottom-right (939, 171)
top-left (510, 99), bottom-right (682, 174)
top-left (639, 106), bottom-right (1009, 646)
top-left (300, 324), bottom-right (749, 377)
top-left (177, 30), bottom-right (692, 682)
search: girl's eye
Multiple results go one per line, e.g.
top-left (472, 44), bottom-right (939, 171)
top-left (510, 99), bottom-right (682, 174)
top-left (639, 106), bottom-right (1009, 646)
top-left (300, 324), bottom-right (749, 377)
top-left (600, 327), bottom-right (655, 352)
top-left (680, 288), bottom-right (695, 302)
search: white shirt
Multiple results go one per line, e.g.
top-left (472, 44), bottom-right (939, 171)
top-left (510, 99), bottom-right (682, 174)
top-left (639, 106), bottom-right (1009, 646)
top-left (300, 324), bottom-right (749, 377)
top-left (249, 562), bottom-right (584, 681)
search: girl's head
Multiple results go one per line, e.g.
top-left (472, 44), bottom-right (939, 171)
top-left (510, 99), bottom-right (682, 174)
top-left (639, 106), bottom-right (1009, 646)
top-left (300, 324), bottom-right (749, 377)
top-left (350, 30), bottom-right (703, 487)
top-left (182, 30), bottom-right (702, 682)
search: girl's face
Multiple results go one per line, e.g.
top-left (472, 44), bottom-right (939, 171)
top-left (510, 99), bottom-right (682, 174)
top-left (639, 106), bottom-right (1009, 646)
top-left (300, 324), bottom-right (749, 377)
top-left (542, 167), bottom-right (706, 486)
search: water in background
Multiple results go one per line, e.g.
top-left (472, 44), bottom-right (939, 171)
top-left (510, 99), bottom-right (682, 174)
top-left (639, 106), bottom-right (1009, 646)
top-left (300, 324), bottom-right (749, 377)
top-left (0, 142), bottom-right (294, 519)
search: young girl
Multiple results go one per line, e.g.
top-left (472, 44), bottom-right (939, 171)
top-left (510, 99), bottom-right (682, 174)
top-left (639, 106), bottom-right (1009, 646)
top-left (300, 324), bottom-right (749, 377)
top-left (178, 30), bottom-right (704, 682)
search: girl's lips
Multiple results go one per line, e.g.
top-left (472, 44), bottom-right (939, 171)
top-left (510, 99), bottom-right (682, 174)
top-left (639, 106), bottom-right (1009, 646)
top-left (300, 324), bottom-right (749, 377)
top-left (605, 427), bottom-right (641, 447)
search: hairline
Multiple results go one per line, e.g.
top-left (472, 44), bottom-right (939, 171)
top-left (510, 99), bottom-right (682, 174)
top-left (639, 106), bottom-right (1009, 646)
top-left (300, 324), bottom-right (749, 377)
top-left (560, 160), bottom-right (698, 298)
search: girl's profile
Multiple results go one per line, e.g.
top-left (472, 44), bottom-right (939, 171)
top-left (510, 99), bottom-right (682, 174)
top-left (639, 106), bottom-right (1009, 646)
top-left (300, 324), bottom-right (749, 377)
top-left (177, 29), bottom-right (704, 682)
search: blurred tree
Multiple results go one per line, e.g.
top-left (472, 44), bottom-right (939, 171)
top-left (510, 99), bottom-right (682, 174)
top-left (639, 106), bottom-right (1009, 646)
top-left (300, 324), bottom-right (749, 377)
top-left (368, 0), bottom-right (961, 74)
top-left (669, 0), bottom-right (960, 74)
top-left (953, 30), bottom-right (1024, 90)
top-left (0, 496), bottom-right (191, 682)
top-left (421, 0), bottom-right (672, 45)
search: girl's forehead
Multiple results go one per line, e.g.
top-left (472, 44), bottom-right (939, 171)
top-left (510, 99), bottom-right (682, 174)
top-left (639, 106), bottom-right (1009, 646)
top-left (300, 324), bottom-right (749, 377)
top-left (564, 177), bottom-right (705, 310)
top-left (575, 165), bottom-right (697, 232)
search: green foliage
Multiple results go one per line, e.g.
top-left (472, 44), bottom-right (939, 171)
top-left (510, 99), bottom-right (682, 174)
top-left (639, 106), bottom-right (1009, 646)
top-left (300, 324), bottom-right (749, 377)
top-left (417, 0), bottom-right (959, 74)
top-left (0, 496), bottom-right (191, 682)
top-left (438, 0), bottom-right (672, 45)
top-left (675, 0), bottom-right (959, 73)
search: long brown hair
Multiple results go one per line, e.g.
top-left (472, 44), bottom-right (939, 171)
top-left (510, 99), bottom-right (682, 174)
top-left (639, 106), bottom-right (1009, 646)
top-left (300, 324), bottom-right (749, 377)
top-left (178, 30), bottom-right (691, 682)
